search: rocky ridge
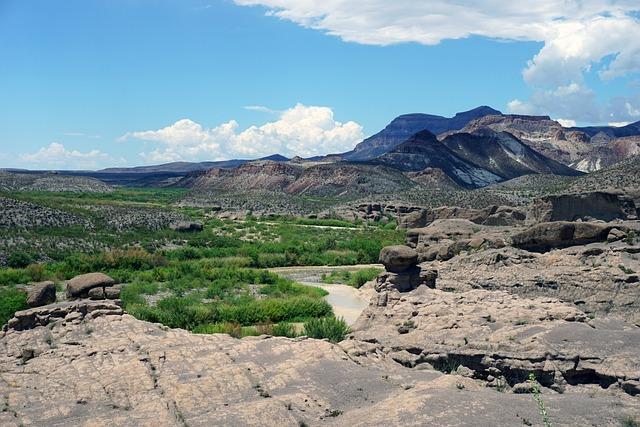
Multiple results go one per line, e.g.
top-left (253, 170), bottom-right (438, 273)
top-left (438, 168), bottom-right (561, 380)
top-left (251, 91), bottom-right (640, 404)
top-left (0, 171), bottom-right (114, 193)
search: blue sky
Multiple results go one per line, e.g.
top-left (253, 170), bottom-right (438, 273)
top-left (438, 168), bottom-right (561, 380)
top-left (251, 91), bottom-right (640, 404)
top-left (0, 0), bottom-right (639, 169)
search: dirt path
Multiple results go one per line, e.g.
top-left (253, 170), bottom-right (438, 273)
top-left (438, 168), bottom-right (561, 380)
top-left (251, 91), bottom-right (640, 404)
top-left (269, 264), bottom-right (382, 325)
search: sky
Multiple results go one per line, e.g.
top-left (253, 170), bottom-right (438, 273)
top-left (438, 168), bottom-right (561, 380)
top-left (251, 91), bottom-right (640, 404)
top-left (0, 0), bottom-right (639, 170)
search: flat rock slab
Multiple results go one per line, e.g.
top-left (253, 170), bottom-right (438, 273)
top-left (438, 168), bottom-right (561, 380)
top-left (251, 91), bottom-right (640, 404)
top-left (1, 305), bottom-right (639, 426)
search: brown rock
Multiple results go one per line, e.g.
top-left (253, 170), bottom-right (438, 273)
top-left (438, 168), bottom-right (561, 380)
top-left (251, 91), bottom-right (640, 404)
top-left (511, 221), bottom-right (615, 252)
top-left (379, 245), bottom-right (418, 273)
top-left (66, 273), bottom-right (115, 298)
top-left (527, 191), bottom-right (636, 224)
top-left (26, 281), bottom-right (56, 307)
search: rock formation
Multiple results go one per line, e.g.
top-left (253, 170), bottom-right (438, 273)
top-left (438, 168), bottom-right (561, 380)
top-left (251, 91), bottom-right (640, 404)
top-left (26, 281), bottom-right (56, 307)
top-left (66, 273), bottom-right (119, 299)
top-left (527, 191), bottom-right (637, 223)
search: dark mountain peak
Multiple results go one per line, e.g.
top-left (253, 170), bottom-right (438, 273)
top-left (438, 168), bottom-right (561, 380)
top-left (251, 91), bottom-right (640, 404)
top-left (260, 154), bottom-right (289, 162)
top-left (405, 129), bottom-right (439, 143)
top-left (453, 106), bottom-right (502, 120)
top-left (343, 106), bottom-right (503, 161)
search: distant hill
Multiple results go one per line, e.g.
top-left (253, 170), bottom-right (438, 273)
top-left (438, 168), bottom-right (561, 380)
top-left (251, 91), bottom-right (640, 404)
top-left (342, 106), bottom-right (502, 161)
top-left (0, 171), bottom-right (114, 193)
top-left (570, 120), bottom-right (640, 138)
top-left (99, 154), bottom-right (289, 174)
top-left (175, 160), bottom-right (416, 197)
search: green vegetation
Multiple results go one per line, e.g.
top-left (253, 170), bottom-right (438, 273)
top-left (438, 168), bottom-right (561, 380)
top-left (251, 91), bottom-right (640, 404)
top-left (303, 316), bottom-right (350, 343)
top-left (0, 188), bottom-right (405, 331)
top-left (621, 415), bottom-right (639, 427)
top-left (0, 287), bottom-right (28, 326)
top-left (321, 267), bottom-right (382, 288)
top-left (528, 373), bottom-right (552, 427)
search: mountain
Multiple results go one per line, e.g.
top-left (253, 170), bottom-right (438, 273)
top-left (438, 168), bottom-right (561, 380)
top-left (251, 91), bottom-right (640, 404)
top-left (459, 115), bottom-right (640, 172)
top-left (570, 120), bottom-right (640, 138)
top-left (458, 114), bottom-right (592, 166)
top-left (343, 106), bottom-right (502, 161)
top-left (177, 160), bottom-right (416, 197)
top-left (375, 130), bottom-right (504, 188)
top-left (99, 154), bottom-right (289, 174)
top-left (441, 129), bottom-right (583, 180)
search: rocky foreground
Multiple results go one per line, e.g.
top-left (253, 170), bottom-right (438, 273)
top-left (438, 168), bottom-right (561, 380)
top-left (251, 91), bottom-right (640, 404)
top-left (1, 297), bottom-right (638, 427)
top-left (2, 191), bottom-right (640, 426)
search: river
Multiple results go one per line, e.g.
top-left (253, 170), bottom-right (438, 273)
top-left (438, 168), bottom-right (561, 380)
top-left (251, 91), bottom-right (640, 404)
top-left (268, 264), bottom-right (381, 325)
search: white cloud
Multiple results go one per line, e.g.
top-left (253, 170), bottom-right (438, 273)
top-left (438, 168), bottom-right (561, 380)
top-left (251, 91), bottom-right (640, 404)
top-left (556, 119), bottom-right (577, 127)
top-left (122, 103), bottom-right (364, 162)
top-left (234, 0), bottom-right (640, 123)
top-left (608, 121), bottom-right (631, 127)
top-left (20, 142), bottom-right (112, 169)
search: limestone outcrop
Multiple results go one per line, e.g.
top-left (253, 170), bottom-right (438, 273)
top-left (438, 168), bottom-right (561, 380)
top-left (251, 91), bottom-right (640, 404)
top-left (2, 300), bottom-right (639, 426)
top-left (527, 191), bottom-right (637, 224)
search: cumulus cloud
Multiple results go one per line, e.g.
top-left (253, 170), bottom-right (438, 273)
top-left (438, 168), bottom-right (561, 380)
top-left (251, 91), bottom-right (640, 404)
top-left (20, 142), bottom-right (112, 169)
top-left (121, 103), bottom-right (364, 162)
top-left (234, 0), bottom-right (640, 124)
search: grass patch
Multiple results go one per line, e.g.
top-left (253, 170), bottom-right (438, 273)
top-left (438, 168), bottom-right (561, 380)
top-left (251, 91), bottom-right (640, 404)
top-left (0, 287), bottom-right (28, 327)
top-left (303, 316), bottom-right (350, 343)
top-left (321, 267), bottom-right (382, 288)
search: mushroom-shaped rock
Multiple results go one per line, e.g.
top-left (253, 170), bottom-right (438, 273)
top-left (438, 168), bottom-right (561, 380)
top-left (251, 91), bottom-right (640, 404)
top-left (379, 245), bottom-right (418, 273)
top-left (27, 281), bottom-right (56, 307)
top-left (66, 273), bottom-right (115, 298)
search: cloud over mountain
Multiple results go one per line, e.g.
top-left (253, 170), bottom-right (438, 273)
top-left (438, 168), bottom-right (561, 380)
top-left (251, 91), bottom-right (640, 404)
top-left (121, 103), bottom-right (364, 162)
top-left (234, 0), bottom-right (640, 123)
top-left (20, 143), bottom-right (112, 169)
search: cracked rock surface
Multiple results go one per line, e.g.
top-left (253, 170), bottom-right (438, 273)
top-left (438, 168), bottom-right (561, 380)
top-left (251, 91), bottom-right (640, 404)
top-left (1, 300), bottom-right (639, 426)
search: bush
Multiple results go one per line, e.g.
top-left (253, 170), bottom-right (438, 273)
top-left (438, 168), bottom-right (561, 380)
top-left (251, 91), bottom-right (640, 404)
top-left (348, 268), bottom-right (382, 288)
top-left (271, 322), bottom-right (298, 338)
top-left (193, 322), bottom-right (242, 338)
top-left (218, 296), bottom-right (332, 326)
top-left (0, 287), bottom-right (29, 327)
top-left (8, 251), bottom-right (34, 269)
top-left (321, 268), bottom-right (381, 288)
top-left (303, 317), bottom-right (350, 343)
top-left (0, 268), bottom-right (31, 286)
top-left (25, 263), bottom-right (46, 282)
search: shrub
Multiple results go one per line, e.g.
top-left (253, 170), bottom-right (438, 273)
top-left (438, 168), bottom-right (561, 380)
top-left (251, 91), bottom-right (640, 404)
top-left (271, 322), bottom-right (298, 338)
top-left (0, 287), bottom-right (28, 327)
top-left (193, 322), bottom-right (242, 338)
top-left (348, 268), bottom-right (381, 288)
top-left (0, 268), bottom-right (31, 286)
top-left (8, 251), bottom-right (34, 269)
top-left (25, 263), bottom-right (46, 282)
top-left (303, 317), bottom-right (349, 343)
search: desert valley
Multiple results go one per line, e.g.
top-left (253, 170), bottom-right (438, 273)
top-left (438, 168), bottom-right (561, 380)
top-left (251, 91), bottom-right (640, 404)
top-left (2, 107), bottom-right (640, 426)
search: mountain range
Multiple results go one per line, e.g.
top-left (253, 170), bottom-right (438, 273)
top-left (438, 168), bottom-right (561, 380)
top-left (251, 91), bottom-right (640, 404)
top-left (7, 106), bottom-right (640, 194)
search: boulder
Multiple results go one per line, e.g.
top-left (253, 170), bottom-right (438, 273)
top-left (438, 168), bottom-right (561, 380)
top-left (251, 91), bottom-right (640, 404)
top-left (511, 222), bottom-right (615, 252)
top-left (607, 228), bottom-right (627, 242)
top-left (379, 245), bottom-right (418, 273)
top-left (66, 273), bottom-right (115, 298)
top-left (26, 281), bottom-right (56, 307)
top-left (170, 221), bottom-right (204, 232)
top-left (527, 191), bottom-right (636, 224)
top-left (398, 209), bottom-right (430, 229)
